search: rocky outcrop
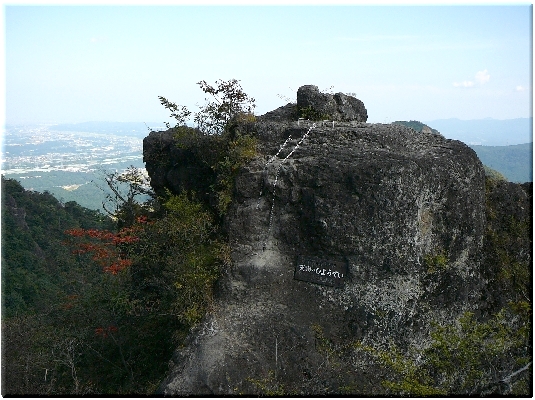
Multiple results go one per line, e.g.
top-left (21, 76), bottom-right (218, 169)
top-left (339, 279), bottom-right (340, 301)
top-left (147, 87), bottom-right (492, 394)
top-left (143, 130), bottom-right (217, 205)
top-left (296, 85), bottom-right (368, 122)
top-left (258, 85), bottom-right (368, 123)
top-left (3, 193), bottom-right (30, 231)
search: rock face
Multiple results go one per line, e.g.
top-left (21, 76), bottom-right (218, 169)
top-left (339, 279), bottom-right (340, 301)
top-left (480, 180), bottom-right (532, 313)
top-left (296, 85), bottom-right (368, 122)
top-left (148, 87), bottom-right (490, 394)
top-left (258, 85), bottom-right (368, 123)
top-left (143, 131), bottom-right (216, 204)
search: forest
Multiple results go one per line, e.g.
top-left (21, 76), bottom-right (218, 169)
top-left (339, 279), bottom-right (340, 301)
top-left (2, 165), bottom-right (234, 394)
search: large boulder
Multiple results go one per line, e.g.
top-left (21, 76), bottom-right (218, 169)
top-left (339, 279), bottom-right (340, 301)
top-left (143, 130), bottom-right (217, 206)
top-left (259, 85), bottom-right (368, 123)
top-left (152, 115), bottom-right (488, 395)
top-left (296, 85), bottom-right (368, 122)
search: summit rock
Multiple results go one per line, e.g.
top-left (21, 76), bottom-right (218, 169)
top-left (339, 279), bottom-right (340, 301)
top-left (296, 84), bottom-right (368, 122)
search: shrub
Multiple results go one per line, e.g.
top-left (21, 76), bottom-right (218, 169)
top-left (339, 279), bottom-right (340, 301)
top-left (424, 250), bottom-right (450, 274)
top-left (356, 305), bottom-right (531, 396)
top-left (295, 105), bottom-right (331, 121)
top-left (161, 80), bottom-right (258, 216)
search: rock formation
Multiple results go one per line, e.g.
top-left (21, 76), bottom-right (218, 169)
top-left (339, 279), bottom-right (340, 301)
top-left (143, 86), bottom-right (528, 395)
top-left (296, 84), bottom-right (368, 122)
top-left (256, 85), bottom-right (367, 123)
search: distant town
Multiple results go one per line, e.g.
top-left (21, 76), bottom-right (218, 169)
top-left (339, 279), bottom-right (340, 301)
top-left (1, 123), bottom-right (156, 210)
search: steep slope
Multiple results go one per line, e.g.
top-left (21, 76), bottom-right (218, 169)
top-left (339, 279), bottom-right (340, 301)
top-left (470, 143), bottom-right (532, 183)
top-left (1, 177), bottom-right (114, 316)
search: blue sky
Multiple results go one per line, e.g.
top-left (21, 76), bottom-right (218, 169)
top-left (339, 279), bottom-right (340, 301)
top-left (4, 4), bottom-right (532, 125)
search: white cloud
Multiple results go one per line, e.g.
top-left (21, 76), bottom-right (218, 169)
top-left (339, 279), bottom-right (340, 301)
top-left (453, 69), bottom-right (490, 88)
top-left (453, 81), bottom-right (475, 88)
top-left (516, 85), bottom-right (525, 92)
top-left (475, 69), bottom-right (490, 85)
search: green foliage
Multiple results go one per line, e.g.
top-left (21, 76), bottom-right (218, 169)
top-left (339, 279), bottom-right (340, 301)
top-left (312, 324), bottom-right (340, 365)
top-left (194, 79), bottom-right (256, 135)
top-left (483, 177), bottom-right (532, 305)
top-left (168, 121), bottom-right (258, 216)
top-left (357, 306), bottom-right (531, 396)
top-left (392, 120), bottom-right (441, 135)
top-left (427, 308), bottom-right (530, 394)
top-left (355, 341), bottom-right (445, 396)
top-left (160, 78), bottom-right (255, 135)
top-left (1, 177), bottom-right (114, 318)
top-left (424, 250), bottom-right (449, 274)
top-left (158, 97), bottom-right (192, 127)
top-left (471, 143), bottom-right (532, 183)
top-left (1, 177), bottom-right (145, 394)
top-left (295, 105), bottom-right (331, 121)
top-left (160, 191), bottom-right (223, 325)
top-left (172, 125), bottom-right (203, 149)
top-left (2, 176), bottom-right (227, 395)
top-left (246, 371), bottom-right (286, 396)
top-left (161, 80), bottom-right (258, 216)
top-left (483, 165), bottom-right (507, 182)
top-left (112, 189), bottom-right (227, 327)
top-left (311, 324), bottom-right (364, 394)
top-left (100, 166), bottom-right (155, 228)
top-left (212, 132), bottom-right (258, 214)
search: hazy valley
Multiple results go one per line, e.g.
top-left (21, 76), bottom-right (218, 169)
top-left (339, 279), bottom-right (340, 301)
top-left (2, 122), bottom-right (164, 210)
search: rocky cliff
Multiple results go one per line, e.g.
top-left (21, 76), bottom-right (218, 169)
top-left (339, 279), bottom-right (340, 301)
top-left (143, 86), bottom-right (530, 395)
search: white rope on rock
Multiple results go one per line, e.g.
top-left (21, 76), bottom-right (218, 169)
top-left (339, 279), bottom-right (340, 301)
top-left (260, 122), bottom-right (317, 250)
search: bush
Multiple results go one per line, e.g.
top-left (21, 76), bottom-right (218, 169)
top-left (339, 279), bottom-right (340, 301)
top-left (356, 305), bottom-right (531, 396)
top-left (161, 80), bottom-right (258, 216)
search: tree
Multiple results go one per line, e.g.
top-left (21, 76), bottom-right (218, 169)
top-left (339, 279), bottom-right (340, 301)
top-left (159, 79), bottom-right (255, 135)
top-left (60, 190), bottom-right (228, 392)
top-left (3, 79), bottom-right (255, 395)
top-left (98, 166), bottom-right (155, 228)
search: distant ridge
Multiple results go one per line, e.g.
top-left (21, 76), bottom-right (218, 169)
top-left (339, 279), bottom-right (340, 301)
top-left (392, 120), bottom-right (440, 135)
top-left (422, 117), bottom-right (532, 146)
top-left (469, 143), bottom-right (532, 183)
top-left (393, 119), bottom-right (532, 183)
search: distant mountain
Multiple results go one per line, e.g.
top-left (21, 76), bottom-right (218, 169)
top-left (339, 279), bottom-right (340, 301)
top-left (393, 120), bottom-right (532, 183)
top-left (422, 117), bottom-right (532, 146)
top-left (469, 143), bottom-right (532, 183)
top-left (392, 120), bottom-right (441, 135)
